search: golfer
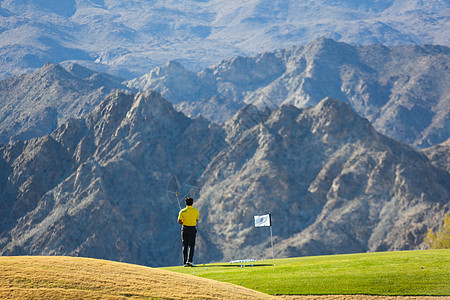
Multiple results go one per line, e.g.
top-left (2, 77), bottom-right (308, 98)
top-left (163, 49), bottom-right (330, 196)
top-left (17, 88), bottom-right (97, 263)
top-left (177, 197), bottom-right (199, 267)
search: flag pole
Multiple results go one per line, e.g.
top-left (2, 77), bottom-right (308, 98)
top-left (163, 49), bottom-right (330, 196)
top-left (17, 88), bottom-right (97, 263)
top-left (270, 224), bottom-right (274, 260)
top-left (268, 212), bottom-right (274, 260)
top-left (254, 213), bottom-right (274, 260)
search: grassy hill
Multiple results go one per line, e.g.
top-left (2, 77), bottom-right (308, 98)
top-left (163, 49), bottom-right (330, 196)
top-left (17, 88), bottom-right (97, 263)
top-left (0, 250), bottom-right (448, 299)
top-left (164, 250), bottom-right (450, 296)
top-left (0, 256), bottom-right (274, 299)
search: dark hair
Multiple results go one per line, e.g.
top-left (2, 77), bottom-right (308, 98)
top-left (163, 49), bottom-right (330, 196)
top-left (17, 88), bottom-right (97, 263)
top-left (185, 197), bottom-right (194, 206)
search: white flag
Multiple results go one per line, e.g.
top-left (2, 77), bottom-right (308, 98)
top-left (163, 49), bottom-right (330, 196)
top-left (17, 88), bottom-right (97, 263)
top-left (254, 214), bottom-right (271, 227)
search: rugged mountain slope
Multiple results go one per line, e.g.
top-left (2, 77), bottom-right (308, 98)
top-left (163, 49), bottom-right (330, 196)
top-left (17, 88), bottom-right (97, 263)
top-left (0, 91), bottom-right (224, 266)
top-left (196, 98), bottom-right (449, 261)
top-left (1, 91), bottom-right (448, 266)
top-left (128, 38), bottom-right (450, 148)
top-left (0, 63), bottom-right (129, 144)
top-left (0, 0), bottom-right (448, 78)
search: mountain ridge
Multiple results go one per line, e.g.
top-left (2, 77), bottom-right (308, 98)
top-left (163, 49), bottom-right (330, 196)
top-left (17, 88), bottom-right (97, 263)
top-left (0, 62), bottom-right (130, 145)
top-left (0, 0), bottom-right (448, 78)
top-left (128, 38), bottom-right (450, 148)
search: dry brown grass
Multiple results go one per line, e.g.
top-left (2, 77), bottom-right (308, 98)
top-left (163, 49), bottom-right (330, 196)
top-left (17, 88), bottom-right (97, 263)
top-left (0, 256), bottom-right (276, 299)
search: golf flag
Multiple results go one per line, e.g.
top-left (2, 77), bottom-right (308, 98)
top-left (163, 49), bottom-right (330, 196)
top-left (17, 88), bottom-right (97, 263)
top-left (254, 214), bottom-right (271, 227)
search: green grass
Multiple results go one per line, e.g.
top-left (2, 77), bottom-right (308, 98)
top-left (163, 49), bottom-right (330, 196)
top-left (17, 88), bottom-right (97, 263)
top-left (162, 249), bottom-right (450, 296)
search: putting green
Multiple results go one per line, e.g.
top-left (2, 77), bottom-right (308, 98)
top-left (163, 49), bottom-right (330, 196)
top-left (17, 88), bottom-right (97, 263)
top-left (164, 249), bottom-right (450, 296)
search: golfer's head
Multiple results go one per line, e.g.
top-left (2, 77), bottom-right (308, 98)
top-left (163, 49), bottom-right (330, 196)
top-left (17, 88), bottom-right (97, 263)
top-left (185, 197), bottom-right (194, 206)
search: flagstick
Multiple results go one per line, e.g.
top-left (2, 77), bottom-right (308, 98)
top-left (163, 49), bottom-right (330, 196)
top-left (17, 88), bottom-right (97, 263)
top-left (270, 225), bottom-right (274, 260)
top-left (254, 213), bottom-right (275, 260)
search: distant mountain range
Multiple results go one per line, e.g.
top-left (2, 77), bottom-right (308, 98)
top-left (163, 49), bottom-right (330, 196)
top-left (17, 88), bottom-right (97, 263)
top-left (0, 91), bottom-right (448, 266)
top-left (0, 0), bottom-right (448, 79)
top-left (1, 39), bottom-right (449, 149)
top-left (127, 38), bottom-right (450, 148)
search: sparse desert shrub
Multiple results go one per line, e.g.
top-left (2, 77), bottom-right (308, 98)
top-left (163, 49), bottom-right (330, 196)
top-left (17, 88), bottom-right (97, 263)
top-left (424, 214), bottom-right (450, 249)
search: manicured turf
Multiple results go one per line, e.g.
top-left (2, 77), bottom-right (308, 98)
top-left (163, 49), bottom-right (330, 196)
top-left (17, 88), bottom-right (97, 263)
top-left (163, 249), bottom-right (450, 296)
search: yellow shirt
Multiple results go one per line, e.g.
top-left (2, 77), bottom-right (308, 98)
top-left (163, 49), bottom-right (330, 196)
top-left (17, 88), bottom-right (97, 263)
top-left (178, 206), bottom-right (199, 226)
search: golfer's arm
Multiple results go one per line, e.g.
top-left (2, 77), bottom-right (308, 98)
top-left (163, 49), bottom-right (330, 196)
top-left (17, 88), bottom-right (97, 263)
top-left (178, 219), bottom-right (183, 225)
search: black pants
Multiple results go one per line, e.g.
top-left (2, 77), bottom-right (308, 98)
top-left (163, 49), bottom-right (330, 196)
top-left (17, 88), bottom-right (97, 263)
top-left (181, 226), bottom-right (197, 264)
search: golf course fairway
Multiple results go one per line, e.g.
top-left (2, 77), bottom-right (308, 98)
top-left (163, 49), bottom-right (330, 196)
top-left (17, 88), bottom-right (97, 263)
top-left (0, 249), bottom-right (448, 299)
top-left (164, 249), bottom-right (449, 296)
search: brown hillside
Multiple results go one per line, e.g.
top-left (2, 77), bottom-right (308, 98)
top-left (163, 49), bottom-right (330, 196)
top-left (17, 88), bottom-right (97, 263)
top-left (0, 256), bottom-right (275, 299)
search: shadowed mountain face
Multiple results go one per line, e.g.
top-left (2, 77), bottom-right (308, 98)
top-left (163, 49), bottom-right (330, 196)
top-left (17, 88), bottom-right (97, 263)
top-left (197, 99), bottom-right (449, 261)
top-left (0, 91), bottom-right (448, 266)
top-left (0, 91), bottom-right (224, 266)
top-left (128, 39), bottom-right (450, 148)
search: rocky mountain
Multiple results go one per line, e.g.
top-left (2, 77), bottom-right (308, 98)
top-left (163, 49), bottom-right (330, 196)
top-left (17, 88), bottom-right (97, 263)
top-left (0, 91), bottom-right (448, 266)
top-left (0, 91), bottom-right (224, 266)
top-left (0, 63), bottom-right (129, 144)
top-left (128, 38), bottom-right (450, 148)
top-left (0, 0), bottom-right (448, 79)
top-left (2, 38), bottom-right (447, 150)
top-left (196, 98), bottom-right (449, 261)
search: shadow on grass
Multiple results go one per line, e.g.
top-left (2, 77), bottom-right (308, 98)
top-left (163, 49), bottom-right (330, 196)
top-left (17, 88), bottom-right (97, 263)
top-left (195, 264), bottom-right (274, 268)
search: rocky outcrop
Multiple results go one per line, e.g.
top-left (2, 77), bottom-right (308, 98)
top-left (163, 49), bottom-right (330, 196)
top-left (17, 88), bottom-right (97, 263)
top-left (0, 92), bottom-right (448, 266)
top-left (422, 139), bottom-right (450, 173)
top-left (0, 63), bottom-right (129, 144)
